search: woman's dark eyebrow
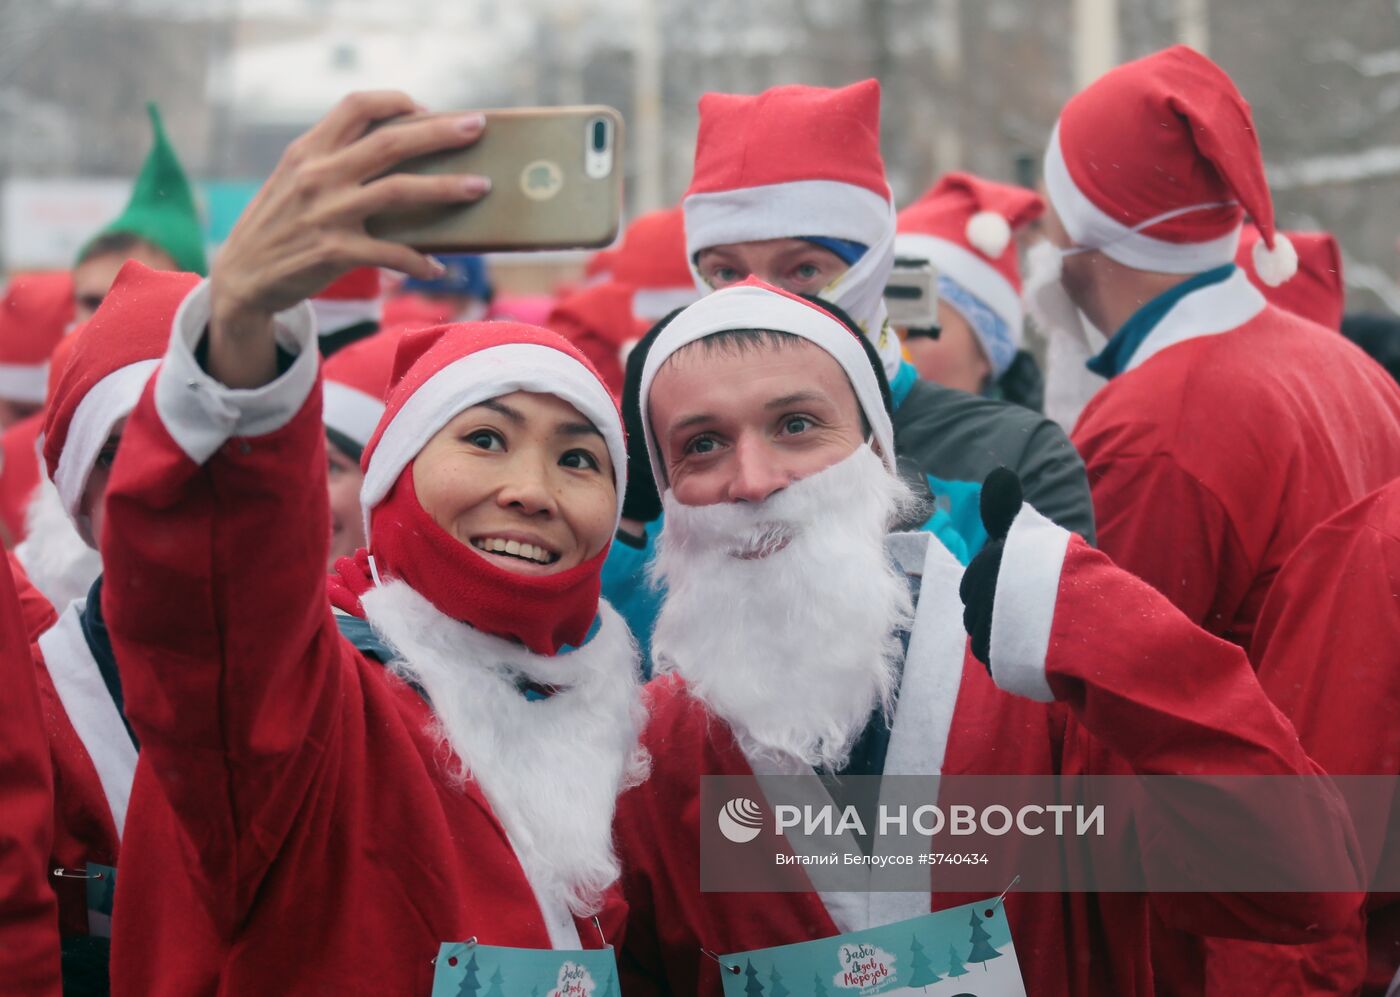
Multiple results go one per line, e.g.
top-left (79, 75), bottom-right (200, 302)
top-left (477, 399), bottom-right (524, 423)
top-left (474, 399), bottom-right (601, 438)
top-left (557, 421), bottom-right (603, 439)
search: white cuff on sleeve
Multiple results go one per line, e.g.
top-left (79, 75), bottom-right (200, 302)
top-left (154, 279), bottom-right (320, 465)
top-left (987, 503), bottom-right (1071, 703)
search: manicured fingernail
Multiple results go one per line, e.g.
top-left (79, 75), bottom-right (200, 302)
top-left (462, 175), bottom-right (491, 196)
top-left (457, 113), bottom-right (486, 134)
top-left (428, 256), bottom-right (447, 275)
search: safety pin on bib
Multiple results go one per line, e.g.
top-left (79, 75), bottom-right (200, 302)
top-left (701, 948), bottom-right (743, 975)
top-left (52, 867), bottom-right (104, 880)
top-left (430, 937), bottom-right (478, 966)
top-left (983, 874), bottom-right (1021, 917)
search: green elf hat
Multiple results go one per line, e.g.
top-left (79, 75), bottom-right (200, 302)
top-left (83, 102), bottom-right (207, 275)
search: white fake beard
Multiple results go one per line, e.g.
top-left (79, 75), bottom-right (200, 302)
top-left (1023, 240), bottom-right (1109, 430)
top-left (15, 476), bottom-right (102, 612)
top-left (651, 445), bottom-right (916, 772)
top-left (1022, 239), bottom-right (1107, 355)
top-left (359, 581), bottom-right (649, 918)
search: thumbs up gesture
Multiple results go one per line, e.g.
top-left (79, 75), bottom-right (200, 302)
top-left (959, 467), bottom-right (1023, 666)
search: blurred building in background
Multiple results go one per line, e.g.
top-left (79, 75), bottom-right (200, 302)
top-left (1, 0), bottom-right (1398, 310)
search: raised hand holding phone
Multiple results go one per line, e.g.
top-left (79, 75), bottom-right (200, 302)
top-left (209, 90), bottom-right (490, 388)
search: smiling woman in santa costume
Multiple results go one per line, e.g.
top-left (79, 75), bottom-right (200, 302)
top-left (97, 92), bottom-right (647, 995)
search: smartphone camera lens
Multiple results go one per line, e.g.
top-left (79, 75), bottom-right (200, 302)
top-left (584, 115), bottom-right (615, 180)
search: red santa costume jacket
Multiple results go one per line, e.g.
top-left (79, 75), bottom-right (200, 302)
top-left (615, 514), bottom-right (1361, 997)
top-left (1190, 478), bottom-right (1400, 996)
top-left (12, 264), bottom-right (191, 983)
top-left (0, 546), bottom-right (62, 995)
top-left (101, 280), bottom-right (638, 995)
top-left (1073, 269), bottom-right (1400, 652)
top-left (1043, 46), bottom-right (1400, 996)
top-left (10, 551), bottom-right (56, 639)
top-left (31, 612), bottom-right (128, 938)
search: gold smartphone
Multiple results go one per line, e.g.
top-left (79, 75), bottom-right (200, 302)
top-left (366, 105), bottom-right (624, 252)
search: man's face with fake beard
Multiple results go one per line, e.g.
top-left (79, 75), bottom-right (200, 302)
top-left (647, 335), bottom-right (917, 771)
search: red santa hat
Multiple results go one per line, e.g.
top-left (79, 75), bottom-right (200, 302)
top-left (895, 174), bottom-right (1044, 374)
top-left (611, 207), bottom-right (699, 320)
top-left (636, 278), bottom-right (896, 492)
top-left (545, 283), bottom-right (647, 397)
top-left (44, 328), bottom-right (80, 414)
top-left (0, 272), bottom-right (74, 405)
top-left (381, 292), bottom-right (455, 331)
top-left (0, 415), bottom-right (43, 545)
top-left (582, 246), bottom-right (617, 287)
top-left (1045, 45), bottom-right (1297, 285)
top-left (310, 267), bottom-right (382, 344)
top-left (682, 80), bottom-right (903, 378)
top-left (43, 262), bottom-right (199, 535)
top-left (322, 327), bottom-right (403, 454)
top-left (1236, 228), bottom-right (1344, 330)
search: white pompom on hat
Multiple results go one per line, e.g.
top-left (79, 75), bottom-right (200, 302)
top-left (965, 210), bottom-right (1013, 259)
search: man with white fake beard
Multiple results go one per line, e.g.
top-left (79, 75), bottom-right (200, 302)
top-left (613, 278), bottom-right (1363, 997)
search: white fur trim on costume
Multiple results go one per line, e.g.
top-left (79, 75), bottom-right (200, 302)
top-left (310, 296), bottom-right (382, 336)
top-left (866, 529), bottom-right (972, 927)
top-left (683, 180), bottom-right (892, 259)
top-left (359, 342), bottom-right (626, 542)
top-left (894, 233), bottom-right (1024, 333)
top-left (988, 504), bottom-right (1069, 703)
top-left (965, 211), bottom-right (1012, 259)
top-left (359, 580), bottom-right (647, 935)
top-left (322, 380), bottom-right (385, 448)
top-left (1124, 267), bottom-right (1266, 372)
top-left (1043, 123), bottom-right (1243, 273)
top-left (53, 359), bottom-right (159, 527)
top-left (743, 531), bottom-right (970, 932)
top-left (38, 601), bottom-right (138, 839)
top-left (637, 284), bottom-right (897, 490)
top-left (15, 475), bottom-right (102, 602)
top-left (154, 278), bottom-right (319, 466)
top-left (0, 362), bottom-right (49, 404)
top-left (631, 286), bottom-right (702, 321)
top-left (1251, 231), bottom-right (1298, 287)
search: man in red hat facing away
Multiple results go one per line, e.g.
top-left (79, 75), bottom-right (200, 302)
top-left (1043, 45), bottom-right (1400, 651)
top-left (1038, 45), bottom-right (1400, 994)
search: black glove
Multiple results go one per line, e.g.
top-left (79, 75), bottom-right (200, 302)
top-left (959, 467), bottom-right (1023, 667)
